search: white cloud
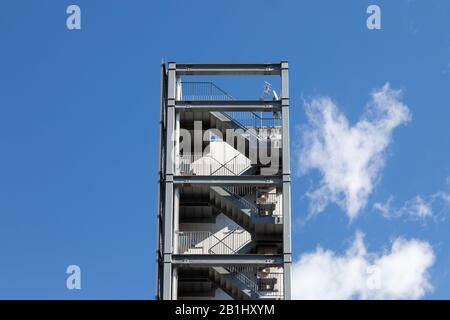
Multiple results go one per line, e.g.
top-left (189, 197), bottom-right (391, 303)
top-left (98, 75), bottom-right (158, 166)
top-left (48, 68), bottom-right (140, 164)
top-left (292, 232), bottom-right (435, 300)
top-left (372, 196), bottom-right (394, 217)
top-left (435, 191), bottom-right (450, 204)
top-left (300, 83), bottom-right (411, 220)
top-left (405, 196), bottom-right (433, 218)
top-left (374, 195), bottom-right (432, 220)
top-left (374, 192), bottom-right (450, 221)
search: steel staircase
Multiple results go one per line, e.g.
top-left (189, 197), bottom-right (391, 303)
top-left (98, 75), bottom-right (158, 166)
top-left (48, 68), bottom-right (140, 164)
top-left (209, 186), bottom-right (282, 233)
top-left (179, 82), bottom-right (282, 164)
top-left (209, 266), bottom-right (283, 300)
top-left (178, 148), bottom-right (254, 177)
top-left (176, 81), bottom-right (284, 300)
top-left (178, 228), bottom-right (252, 255)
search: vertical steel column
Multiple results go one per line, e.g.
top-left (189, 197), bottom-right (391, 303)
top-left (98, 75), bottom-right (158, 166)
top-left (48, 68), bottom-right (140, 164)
top-left (162, 62), bottom-right (177, 300)
top-left (175, 82), bottom-right (181, 174)
top-left (172, 187), bottom-right (180, 300)
top-left (281, 61), bottom-right (292, 300)
top-left (173, 111), bottom-right (181, 254)
top-left (173, 187), bottom-right (180, 254)
top-left (172, 266), bottom-right (178, 300)
top-left (156, 63), bottom-right (166, 299)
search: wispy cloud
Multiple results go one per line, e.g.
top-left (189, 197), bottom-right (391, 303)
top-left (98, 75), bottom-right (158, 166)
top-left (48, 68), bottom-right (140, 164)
top-left (374, 195), bottom-right (432, 220)
top-left (374, 192), bottom-right (450, 221)
top-left (292, 232), bottom-right (435, 300)
top-left (299, 83), bottom-right (411, 220)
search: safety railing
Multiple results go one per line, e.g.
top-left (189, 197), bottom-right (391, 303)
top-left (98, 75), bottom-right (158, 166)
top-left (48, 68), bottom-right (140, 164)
top-left (256, 193), bottom-right (278, 205)
top-left (177, 153), bottom-right (252, 176)
top-left (179, 81), bottom-right (234, 101)
top-left (224, 111), bottom-right (282, 131)
top-left (226, 266), bottom-right (259, 294)
top-left (178, 82), bottom-right (282, 136)
top-left (226, 185), bottom-right (256, 197)
top-left (209, 229), bottom-right (251, 255)
top-left (226, 266), bottom-right (284, 299)
top-left (178, 229), bottom-right (251, 255)
top-left (222, 186), bottom-right (283, 218)
top-left (222, 185), bottom-right (259, 213)
top-left (256, 193), bottom-right (282, 217)
top-left (178, 231), bottom-right (211, 254)
top-left (256, 271), bottom-right (283, 297)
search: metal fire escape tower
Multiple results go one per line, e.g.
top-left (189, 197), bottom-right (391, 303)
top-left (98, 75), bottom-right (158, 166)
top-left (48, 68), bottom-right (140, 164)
top-left (157, 62), bottom-right (291, 300)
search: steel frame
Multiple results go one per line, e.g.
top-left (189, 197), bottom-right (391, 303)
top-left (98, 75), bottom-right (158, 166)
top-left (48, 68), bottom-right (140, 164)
top-left (157, 61), bottom-right (291, 300)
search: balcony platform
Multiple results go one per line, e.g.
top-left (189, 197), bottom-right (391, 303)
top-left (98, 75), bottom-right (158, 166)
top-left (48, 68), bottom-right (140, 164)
top-left (172, 254), bottom-right (283, 266)
top-left (173, 175), bottom-right (283, 186)
top-left (175, 100), bottom-right (282, 112)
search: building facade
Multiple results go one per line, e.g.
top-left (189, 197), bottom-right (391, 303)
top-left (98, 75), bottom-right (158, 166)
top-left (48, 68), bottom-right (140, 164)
top-left (156, 62), bottom-right (291, 300)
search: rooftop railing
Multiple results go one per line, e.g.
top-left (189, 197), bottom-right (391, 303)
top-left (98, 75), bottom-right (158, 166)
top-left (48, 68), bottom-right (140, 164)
top-left (178, 81), bottom-right (282, 132)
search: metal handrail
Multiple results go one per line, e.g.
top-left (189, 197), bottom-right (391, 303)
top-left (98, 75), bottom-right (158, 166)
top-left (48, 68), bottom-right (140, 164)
top-left (229, 268), bottom-right (259, 294)
top-left (178, 231), bottom-right (211, 254)
top-left (220, 112), bottom-right (262, 142)
top-left (221, 186), bottom-right (283, 218)
top-left (179, 81), bottom-right (235, 101)
top-left (201, 154), bottom-right (236, 176)
top-left (180, 82), bottom-right (260, 137)
top-left (178, 153), bottom-right (251, 176)
top-left (227, 185), bottom-right (254, 197)
top-left (209, 153), bottom-right (238, 176)
top-left (179, 82), bottom-right (278, 123)
top-left (208, 232), bottom-right (236, 255)
top-left (178, 231), bottom-right (234, 254)
top-left (226, 266), bottom-right (284, 298)
top-left (178, 154), bottom-right (234, 176)
top-left (208, 228), bottom-right (251, 255)
top-left (222, 185), bottom-right (258, 213)
top-left (209, 153), bottom-right (251, 176)
top-left (178, 229), bottom-right (250, 255)
top-left (179, 82), bottom-right (281, 137)
top-left (256, 193), bottom-right (277, 203)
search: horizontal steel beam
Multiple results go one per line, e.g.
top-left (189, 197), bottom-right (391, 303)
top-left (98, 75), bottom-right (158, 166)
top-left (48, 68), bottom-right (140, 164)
top-left (173, 175), bottom-right (282, 185)
top-left (175, 63), bottom-right (281, 76)
top-left (172, 254), bottom-right (283, 266)
top-left (175, 100), bottom-right (281, 112)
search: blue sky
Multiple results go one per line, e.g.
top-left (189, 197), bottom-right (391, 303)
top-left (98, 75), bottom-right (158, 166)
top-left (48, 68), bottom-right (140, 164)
top-left (0, 0), bottom-right (449, 299)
